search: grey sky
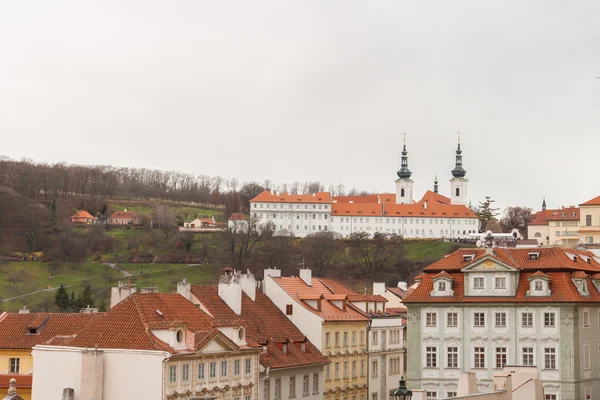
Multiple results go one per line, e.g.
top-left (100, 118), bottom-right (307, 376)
top-left (1, 1), bottom-right (599, 212)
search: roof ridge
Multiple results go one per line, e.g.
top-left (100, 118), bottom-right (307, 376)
top-left (315, 277), bottom-right (336, 294)
top-left (132, 295), bottom-right (166, 352)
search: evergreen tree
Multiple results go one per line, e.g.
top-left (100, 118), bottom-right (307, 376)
top-left (25, 231), bottom-right (36, 252)
top-left (54, 284), bottom-right (70, 312)
top-left (477, 196), bottom-right (500, 232)
top-left (49, 198), bottom-right (57, 227)
top-left (79, 282), bottom-right (95, 308)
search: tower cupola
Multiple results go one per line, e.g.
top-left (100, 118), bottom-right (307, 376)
top-left (396, 134), bottom-right (412, 179)
top-left (451, 134), bottom-right (467, 178)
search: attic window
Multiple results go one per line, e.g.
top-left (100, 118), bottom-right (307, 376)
top-left (528, 252), bottom-right (540, 260)
top-left (301, 342), bottom-right (306, 353)
top-left (561, 213), bottom-right (566, 217)
top-left (463, 255), bottom-right (475, 262)
top-left (28, 328), bottom-right (38, 335)
top-left (155, 310), bottom-right (163, 317)
top-left (286, 304), bottom-right (293, 315)
top-left (573, 255), bottom-right (578, 262)
top-left (176, 329), bottom-right (184, 343)
top-left (283, 343), bottom-right (288, 354)
top-left (572, 212), bottom-right (577, 217)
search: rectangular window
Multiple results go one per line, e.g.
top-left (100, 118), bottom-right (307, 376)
top-left (198, 363), bottom-right (205, 379)
top-left (335, 332), bottom-right (340, 347)
top-left (286, 304), bottom-right (293, 315)
top-left (325, 365), bottom-right (331, 380)
top-left (585, 345), bottom-right (591, 370)
top-left (221, 361), bottom-right (228, 377)
top-left (169, 365), bottom-right (177, 383)
top-left (344, 361), bottom-right (348, 377)
top-left (313, 373), bottom-right (319, 394)
top-left (474, 347), bottom-right (485, 368)
top-left (522, 348), bottom-right (534, 365)
top-left (473, 277), bottom-right (484, 289)
top-left (245, 359), bottom-right (251, 374)
top-left (352, 360), bottom-right (357, 377)
top-left (426, 392), bottom-right (437, 400)
top-left (447, 312), bottom-right (458, 327)
top-left (474, 312), bottom-right (485, 327)
top-left (584, 311), bottom-right (590, 327)
top-left (447, 392), bottom-right (457, 398)
top-left (495, 312), bottom-right (506, 328)
top-left (586, 215), bottom-right (592, 226)
top-left (344, 332), bottom-right (348, 346)
top-left (234, 359), bottom-right (240, 375)
top-left (373, 331), bottom-right (379, 343)
top-left (210, 362), bottom-right (217, 378)
top-left (535, 281), bottom-right (543, 291)
top-left (426, 347), bottom-right (437, 368)
top-left (335, 362), bottom-right (340, 379)
top-left (9, 358), bottom-right (19, 374)
top-left (372, 360), bottom-right (378, 376)
top-left (545, 395), bottom-right (557, 400)
top-left (544, 348), bottom-right (556, 369)
top-left (495, 277), bottom-right (506, 289)
top-left (289, 377), bottom-right (296, 398)
top-left (544, 312), bottom-right (555, 327)
top-left (352, 331), bottom-right (356, 345)
top-left (246, 396), bottom-right (251, 400)
top-left (496, 348), bottom-right (507, 368)
top-left (447, 347), bottom-right (458, 368)
top-left (585, 388), bottom-right (591, 400)
top-left (275, 378), bottom-right (281, 399)
top-left (303, 375), bottom-right (309, 395)
top-left (522, 313), bottom-right (533, 327)
top-left (426, 312), bottom-right (437, 327)
top-left (264, 380), bottom-right (270, 400)
top-left (325, 332), bottom-right (330, 347)
top-left (360, 359), bottom-right (365, 376)
top-left (182, 364), bottom-right (189, 381)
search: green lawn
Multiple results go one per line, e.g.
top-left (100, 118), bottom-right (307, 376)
top-left (107, 201), bottom-right (224, 222)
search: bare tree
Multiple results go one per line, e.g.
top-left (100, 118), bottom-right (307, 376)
top-left (302, 231), bottom-right (342, 276)
top-left (152, 205), bottom-right (175, 238)
top-left (223, 217), bottom-right (273, 270)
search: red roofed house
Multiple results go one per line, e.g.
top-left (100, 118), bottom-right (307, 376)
top-left (579, 195), bottom-right (600, 246)
top-left (528, 199), bottom-right (579, 247)
top-left (249, 137), bottom-right (479, 238)
top-left (262, 268), bottom-right (406, 400)
top-left (31, 293), bottom-right (262, 400)
top-left (70, 210), bottom-right (97, 224)
top-left (403, 243), bottom-right (600, 400)
top-left (107, 209), bottom-right (139, 225)
top-left (177, 270), bottom-right (328, 400)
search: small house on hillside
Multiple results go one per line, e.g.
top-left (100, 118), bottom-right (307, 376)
top-left (180, 216), bottom-right (225, 232)
top-left (227, 213), bottom-right (249, 232)
top-left (107, 209), bottom-right (139, 225)
top-left (70, 211), bottom-right (97, 224)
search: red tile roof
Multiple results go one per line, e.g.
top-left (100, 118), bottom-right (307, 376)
top-left (332, 195), bottom-right (380, 204)
top-left (71, 210), bottom-right (96, 220)
top-left (190, 286), bottom-right (328, 369)
top-left (270, 277), bottom-right (369, 322)
top-left (109, 211), bottom-right (137, 219)
top-left (229, 213), bottom-right (248, 221)
top-left (581, 195), bottom-right (600, 206)
top-left (251, 191), bottom-right (331, 204)
top-left (529, 271), bottom-right (550, 279)
top-left (404, 271), bottom-right (600, 304)
top-left (432, 271), bottom-right (454, 280)
top-left (0, 312), bottom-right (102, 350)
top-left (571, 271), bottom-right (589, 279)
top-left (422, 247), bottom-right (600, 273)
top-left (0, 374), bottom-right (32, 389)
top-left (386, 287), bottom-right (412, 300)
top-left (331, 203), bottom-right (382, 216)
top-left (530, 208), bottom-right (580, 225)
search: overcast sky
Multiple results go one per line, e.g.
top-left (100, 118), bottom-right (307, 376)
top-left (1, 1), bottom-right (599, 212)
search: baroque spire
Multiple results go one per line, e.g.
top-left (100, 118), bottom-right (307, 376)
top-left (451, 132), bottom-right (467, 178)
top-left (397, 133), bottom-right (412, 179)
top-left (434, 174), bottom-right (439, 193)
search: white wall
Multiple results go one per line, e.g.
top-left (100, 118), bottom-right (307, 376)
top-left (32, 346), bottom-right (168, 400)
top-left (262, 365), bottom-right (324, 400)
top-left (262, 276), bottom-right (324, 349)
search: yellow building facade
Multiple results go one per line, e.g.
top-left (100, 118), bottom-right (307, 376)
top-left (0, 349), bottom-right (33, 400)
top-left (580, 198), bottom-right (600, 245)
top-left (322, 321), bottom-right (369, 400)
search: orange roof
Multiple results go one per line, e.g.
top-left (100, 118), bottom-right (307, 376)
top-left (386, 286), bottom-right (413, 300)
top-left (271, 277), bottom-right (369, 322)
top-left (581, 195), bottom-right (600, 206)
top-left (432, 271), bottom-right (454, 280)
top-left (109, 211), bottom-right (137, 219)
top-left (331, 203), bottom-right (382, 216)
top-left (0, 312), bottom-right (102, 350)
top-left (422, 247), bottom-right (600, 273)
top-left (190, 286), bottom-right (328, 369)
top-left (529, 271), bottom-right (551, 279)
top-left (0, 374), bottom-right (32, 389)
top-left (545, 207), bottom-right (579, 221)
top-left (71, 210), bottom-right (96, 219)
top-left (332, 195), bottom-right (380, 204)
top-left (384, 202), bottom-right (476, 218)
top-left (529, 209), bottom-right (557, 226)
top-left (229, 213), bottom-right (248, 221)
top-left (251, 191), bottom-right (331, 204)
top-left (404, 271), bottom-right (600, 303)
top-left (416, 190), bottom-right (451, 206)
top-left (571, 271), bottom-right (589, 279)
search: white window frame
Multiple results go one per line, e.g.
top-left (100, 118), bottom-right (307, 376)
top-left (426, 312), bottom-right (437, 327)
top-left (495, 312), bottom-right (507, 328)
top-left (474, 312), bottom-right (485, 327)
top-left (522, 347), bottom-right (534, 366)
top-left (473, 276), bottom-right (485, 289)
top-left (544, 312), bottom-right (556, 328)
top-left (474, 347), bottom-right (485, 368)
top-left (495, 276), bottom-right (506, 289)
top-left (425, 346), bottom-right (437, 368)
top-left (447, 346), bottom-right (459, 368)
top-left (521, 312), bottom-right (534, 328)
top-left (447, 312), bottom-right (458, 328)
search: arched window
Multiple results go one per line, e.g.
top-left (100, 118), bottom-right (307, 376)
top-left (456, 187), bottom-right (460, 197)
top-left (534, 232), bottom-right (541, 238)
top-left (401, 188), bottom-right (405, 197)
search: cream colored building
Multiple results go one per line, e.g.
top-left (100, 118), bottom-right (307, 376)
top-left (579, 196), bottom-right (600, 245)
top-left (528, 206), bottom-right (579, 247)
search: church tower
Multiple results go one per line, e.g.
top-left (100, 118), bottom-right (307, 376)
top-left (542, 197), bottom-right (547, 211)
top-left (396, 135), bottom-right (413, 204)
top-left (450, 133), bottom-right (468, 205)
top-left (434, 174), bottom-right (439, 194)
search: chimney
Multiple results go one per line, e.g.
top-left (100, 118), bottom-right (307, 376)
top-left (493, 374), bottom-right (512, 393)
top-left (299, 269), bottom-right (312, 286)
top-left (373, 282), bottom-right (385, 296)
top-left (263, 268), bottom-right (281, 278)
top-left (177, 279), bottom-right (191, 301)
top-left (110, 281), bottom-right (137, 309)
top-left (18, 305), bottom-right (29, 314)
top-left (218, 270), bottom-right (242, 315)
top-left (241, 270), bottom-right (256, 301)
top-left (457, 372), bottom-right (478, 396)
top-left (397, 282), bottom-right (408, 291)
top-left (80, 350), bottom-right (103, 400)
top-left (424, 201), bottom-right (428, 210)
top-left (62, 388), bottom-right (75, 400)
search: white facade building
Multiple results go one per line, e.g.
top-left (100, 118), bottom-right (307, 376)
top-left (250, 138), bottom-right (479, 239)
top-left (404, 245), bottom-right (600, 400)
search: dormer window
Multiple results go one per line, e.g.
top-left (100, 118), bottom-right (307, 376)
top-left (463, 254), bottom-right (475, 262)
top-left (473, 277), bottom-right (484, 289)
top-left (438, 281), bottom-right (446, 291)
top-left (283, 343), bottom-right (288, 354)
top-left (176, 329), bottom-right (184, 343)
top-left (535, 281), bottom-right (543, 291)
top-left (528, 252), bottom-right (540, 260)
top-left (431, 271), bottom-right (454, 297)
top-left (28, 328), bottom-right (38, 335)
top-left (527, 272), bottom-right (552, 297)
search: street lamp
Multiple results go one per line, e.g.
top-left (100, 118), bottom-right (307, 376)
top-left (390, 376), bottom-right (413, 400)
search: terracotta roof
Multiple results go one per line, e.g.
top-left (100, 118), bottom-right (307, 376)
top-left (529, 271), bottom-right (550, 279)
top-left (332, 195), bottom-right (380, 204)
top-left (432, 271), bottom-right (454, 280)
top-left (571, 271), bottom-right (589, 279)
top-left (250, 191), bottom-right (331, 204)
top-left (331, 203), bottom-right (382, 217)
top-left (269, 277), bottom-right (369, 322)
top-left (211, 319), bottom-right (246, 328)
top-left (592, 273), bottom-right (600, 280)
top-left (386, 286), bottom-right (411, 300)
top-left (229, 213), bottom-right (248, 221)
top-left (71, 210), bottom-right (96, 219)
top-left (414, 273), bottom-right (426, 281)
top-left (404, 271), bottom-right (600, 304)
top-left (385, 307), bottom-right (407, 316)
top-left (0, 374), bottom-right (32, 389)
top-left (346, 294), bottom-right (388, 302)
top-left (581, 195), bottom-right (600, 206)
top-left (0, 312), bottom-right (102, 350)
top-left (109, 211), bottom-right (137, 219)
top-left (190, 286), bottom-right (328, 369)
top-left (65, 293), bottom-right (216, 353)
top-left (422, 247), bottom-right (600, 273)
top-left (545, 207), bottom-right (579, 221)
top-left (529, 209), bottom-right (557, 226)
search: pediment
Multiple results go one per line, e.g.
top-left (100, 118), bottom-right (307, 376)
top-left (461, 256), bottom-right (518, 272)
top-left (197, 332), bottom-right (240, 353)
